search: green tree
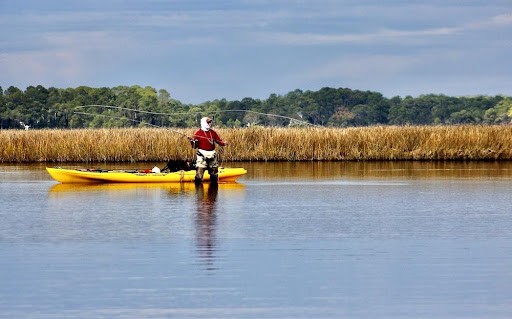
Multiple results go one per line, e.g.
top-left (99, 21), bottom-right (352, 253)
top-left (165, 100), bottom-right (191, 128)
top-left (426, 94), bottom-right (459, 124)
top-left (297, 91), bottom-right (322, 125)
top-left (239, 97), bottom-right (263, 126)
top-left (71, 86), bottom-right (95, 106)
top-left (388, 95), bottom-right (433, 125)
top-left (328, 106), bottom-right (355, 127)
top-left (3, 86), bottom-right (25, 128)
top-left (364, 91), bottom-right (390, 125)
top-left (309, 87), bottom-right (344, 125)
top-left (484, 97), bottom-right (512, 124)
top-left (24, 85), bottom-right (49, 128)
top-left (0, 86), bottom-right (6, 128)
top-left (158, 89), bottom-right (171, 107)
top-left (351, 104), bottom-right (376, 126)
top-left (136, 86), bottom-right (159, 126)
top-left (449, 109), bottom-right (481, 124)
top-left (3, 84), bottom-right (512, 129)
top-left (260, 93), bottom-right (290, 126)
top-left (46, 87), bottom-right (73, 128)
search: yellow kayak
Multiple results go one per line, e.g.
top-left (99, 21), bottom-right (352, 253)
top-left (46, 167), bottom-right (247, 183)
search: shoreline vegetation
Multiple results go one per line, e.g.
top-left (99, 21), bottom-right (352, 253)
top-left (1, 125), bottom-right (512, 163)
top-left (2, 86), bottom-right (512, 131)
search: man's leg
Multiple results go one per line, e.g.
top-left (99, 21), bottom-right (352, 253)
top-left (195, 153), bottom-right (206, 184)
top-left (195, 167), bottom-right (205, 184)
top-left (209, 166), bottom-right (219, 185)
top-left (208, 155), bottom-right (219, 185)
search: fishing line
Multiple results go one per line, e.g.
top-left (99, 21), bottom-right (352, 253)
top-left (74, 106), bottom-right (322, 164)
top-left (73, 111), bottom-right (190, 138)
top-left (209, 109), bottom-right (322, 128)
top-left (75, 104), bottom-right (321, 127)
top-left (75, 105), bottom-right (190, 116)
top-left (74, 111), bottom-right (227, 146)
top-left (74, 111), bottom-right (200, 167)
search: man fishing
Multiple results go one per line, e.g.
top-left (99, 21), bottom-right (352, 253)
top-left (189, 117), bottom-right (228, 184)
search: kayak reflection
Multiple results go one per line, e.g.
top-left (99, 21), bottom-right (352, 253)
top-left (49, 181), bottom-right (244, 195)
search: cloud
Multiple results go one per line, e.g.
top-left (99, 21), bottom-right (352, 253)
top-left (462, 12), bottom-right (512, 30)
top-left (0, 30), bottom-right (138, 87)
top-left (0, 49), bottom-right (85, 86)
top-left (1, 1), bottom-right (510, 102)
top-left (491, 13), bottom-right (512, 25)
top-left (254, 26), bottom-right (463, 45)
top-left (43, 31), bottom-right (119, 50)
top-left (254, 10), bottom-right (512, 46)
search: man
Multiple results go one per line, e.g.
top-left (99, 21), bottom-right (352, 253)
top-left (190, 117), bottom-right (228, 184)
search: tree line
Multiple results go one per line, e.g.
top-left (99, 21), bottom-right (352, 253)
top-left (1, 85), bottom-right (511, 129)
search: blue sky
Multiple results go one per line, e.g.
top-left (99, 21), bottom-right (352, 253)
top-left (1, 0), bottom-right (511, 104)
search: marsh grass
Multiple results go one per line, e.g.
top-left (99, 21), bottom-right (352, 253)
top-left (1, 126), bottom-right (512, 162)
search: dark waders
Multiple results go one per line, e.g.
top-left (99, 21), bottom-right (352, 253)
top-left (195, 151), bottom-right (219, 185)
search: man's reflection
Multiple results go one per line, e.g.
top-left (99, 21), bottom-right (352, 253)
top-left (194, 183), bottom-right (219, 270)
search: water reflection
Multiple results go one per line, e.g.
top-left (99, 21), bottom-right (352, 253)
top-left (48, 181), bottom-right (243, 195)
top-left (6, 161), bottom-right (512, 183)
top-left (44, 181), bottom-right (243, 245)
top-left (194, 183), bottom-right (219, 271)
top-left (242, 160), bottom-right (512, 180)
top-left (48, 181), bottom-right (230, 271)
top-left (48, 182), bottom-right (197, 194)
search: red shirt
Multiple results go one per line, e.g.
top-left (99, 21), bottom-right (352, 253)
top-left (193, 129), bottom-right (226, 151)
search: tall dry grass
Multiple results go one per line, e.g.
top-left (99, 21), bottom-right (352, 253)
top-left (1, 125), bottom-right (512, 162)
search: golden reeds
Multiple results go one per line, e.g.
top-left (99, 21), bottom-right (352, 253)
top-left (1, 125), bottom-right (512, 162)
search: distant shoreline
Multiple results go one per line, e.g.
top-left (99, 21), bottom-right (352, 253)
top-left (1, 125), bottom-right (512, 162)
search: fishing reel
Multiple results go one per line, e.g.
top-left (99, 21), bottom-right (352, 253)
top-left (190, 138), bottom-right (199, 149)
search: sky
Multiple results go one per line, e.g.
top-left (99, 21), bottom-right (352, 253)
top-left (1, 0), bottom-right (511, 104)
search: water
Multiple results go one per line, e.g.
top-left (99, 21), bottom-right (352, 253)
top-left (1, 161), bottom-right (512, 318)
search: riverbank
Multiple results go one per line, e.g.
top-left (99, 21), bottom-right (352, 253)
top-left (1, 125), bottom-right (511, 162)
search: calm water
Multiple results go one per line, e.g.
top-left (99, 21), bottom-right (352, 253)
top-left (1, 161), bottom-right (512, 318)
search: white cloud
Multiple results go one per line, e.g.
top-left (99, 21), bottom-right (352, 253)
top-left (0, 30), bottom-right (139, 87)
top-left (491, 13), bottom-right (512, 25)
top-left (255, 25), bottom-right (463, 45)
top-left (253, 10), bottom-right (512, 46)
top-left (1, 1), bottom-right (511, 101)
top-left (462, 12), bottom-right (512, 30)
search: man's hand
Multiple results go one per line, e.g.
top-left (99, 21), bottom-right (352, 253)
top-left (189, 137), bottom-right (199, 149)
